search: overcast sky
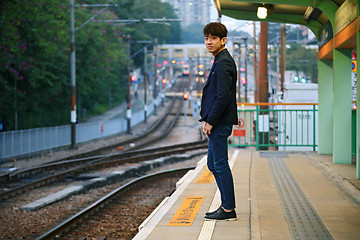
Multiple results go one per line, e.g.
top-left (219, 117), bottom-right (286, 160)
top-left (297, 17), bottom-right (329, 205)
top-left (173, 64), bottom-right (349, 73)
top-left (209, 4), bottom-right (256, 35)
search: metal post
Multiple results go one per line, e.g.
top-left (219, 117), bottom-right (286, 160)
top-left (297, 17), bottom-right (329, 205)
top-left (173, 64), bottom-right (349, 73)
top-left (108, 88), bottom-right (111, 110)
top-left (70, 0), bottom-right (77, 148)
top-left (280, 24), bottom-right (286, 93)
top-left (197, 55), bottom-right (200, 91)
top-left (184, 90), bottom-right (187, 126)
top-left (313, 105), bottom-right (316, 151)
top-left (153, 39), bottom-right (158, 114)
top-left (256, 105), bottom-right (259, 151)
top-left (126, 36), bottom-right (131, 134)
top-left (243, 37), bottom-right (248, 103)
top-left (259, 22), bottom-right (269, 107)
top-left (259, 22), bottom-right (269, 150)
top-left (253, 22), bottom-right (257, 102)
top-left (276, 45), bottom-right (280, 100)
top-left (237, 43), bottom-right (242, 102)
top-left (144, 46), bottom-right (148, 123)
top-left (189, 58), bottom-right (193, 89)
top-left (14, 78), bottom-right (17, 130)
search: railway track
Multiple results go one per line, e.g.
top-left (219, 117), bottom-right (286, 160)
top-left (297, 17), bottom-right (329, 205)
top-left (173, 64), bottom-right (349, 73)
top-left (0, 94), bottom-right (176, 184)
top-left (0, 78), bottom-right (197, 201)
top-left (33, 167), bottom-right (194, 240)
top-left (0, 76), bottom-right (189, 178)
top-left (0, 77), bottom-right (205, 239)
top-left (0, 132), bottom-right (206, 201)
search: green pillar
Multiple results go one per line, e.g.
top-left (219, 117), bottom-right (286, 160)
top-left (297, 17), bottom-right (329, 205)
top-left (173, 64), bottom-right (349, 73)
top-left (357, 17), bottom-right (360, 179)
top-left (318, 60), bottom-right (333, 154)
top-left (333, 48), bottom-right (352, 164)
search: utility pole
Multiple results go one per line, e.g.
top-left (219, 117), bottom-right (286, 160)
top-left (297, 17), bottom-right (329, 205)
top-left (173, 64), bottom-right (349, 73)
top-left (197, 54), bottom-right (200, 92)
top-left (280, 24), bottom-right (286, 93)
top-left (258, 22), bottom-right (269, 150)
top-left (144, 46), bottom-right (148, 123)
top-left (253, 22), bottom-right (258, 102)
top-left (239, 44), bottom-right (242, 102)
top-left (259, 22), bottom-right (269, 106)
top-left (69, 2), bottom-right (115, 148)
top-left (126, 35), bottom-right (131, 134)
top-left (235, 42), bottom-right (242, 102)
top-left (70, 0), bottom-right (77, 148)
top-left (243, 37), bottom-right (248, 103)
top-left (153, 39), bottom-right (158, 115)
top-left (14, 77), bottom-right (17, 130)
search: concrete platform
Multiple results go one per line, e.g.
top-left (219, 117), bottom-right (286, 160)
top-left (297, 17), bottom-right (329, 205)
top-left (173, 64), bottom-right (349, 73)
top-left (133, 149), bottom-right (360, 240)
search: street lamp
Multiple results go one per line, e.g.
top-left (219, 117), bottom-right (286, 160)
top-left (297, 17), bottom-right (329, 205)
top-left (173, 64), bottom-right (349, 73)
top-left (257, 6), bottom-right (267, 19)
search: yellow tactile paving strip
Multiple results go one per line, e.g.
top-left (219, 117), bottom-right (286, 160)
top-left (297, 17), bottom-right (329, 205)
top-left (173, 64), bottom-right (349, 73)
top-left (197, 220), bottom-right (216, 240)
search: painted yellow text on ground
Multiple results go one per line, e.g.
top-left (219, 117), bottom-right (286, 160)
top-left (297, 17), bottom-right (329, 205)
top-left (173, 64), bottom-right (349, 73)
top-left (167, 196), bottom-right (204, 226)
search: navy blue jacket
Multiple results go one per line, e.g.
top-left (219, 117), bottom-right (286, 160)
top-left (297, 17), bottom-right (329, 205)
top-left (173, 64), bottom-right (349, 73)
top-left (199, 49), bottom-right (238, 127)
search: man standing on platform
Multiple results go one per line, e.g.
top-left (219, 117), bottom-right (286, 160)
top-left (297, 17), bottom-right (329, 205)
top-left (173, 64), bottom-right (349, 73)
top-left (200, 22), bottom-right (238, 221)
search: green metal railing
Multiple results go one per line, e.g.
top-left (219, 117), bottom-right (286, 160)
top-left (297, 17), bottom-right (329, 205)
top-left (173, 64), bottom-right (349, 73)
top-left (229, 103), bottom-right (318, 151)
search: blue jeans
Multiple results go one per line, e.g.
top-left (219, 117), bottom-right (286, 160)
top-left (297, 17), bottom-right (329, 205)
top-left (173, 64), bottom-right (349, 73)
top-left (207, 124), bottom-right (236, 210)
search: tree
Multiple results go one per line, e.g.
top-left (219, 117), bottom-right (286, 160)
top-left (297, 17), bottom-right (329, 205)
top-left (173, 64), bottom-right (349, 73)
top-left (286, 43), bottom-right (318, 83)
top-left (0, 0), bottom-right (71, 129)
top-left (112, 0), bottom-right (182, 67)
top-left (182, 23), bottom-right (204, 44)
top-left (0, 0), bottom-right (181, 130)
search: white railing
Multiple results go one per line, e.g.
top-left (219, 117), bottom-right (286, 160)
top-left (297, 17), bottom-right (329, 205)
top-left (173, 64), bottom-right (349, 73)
top-left (0, 98), bottom-right (161, 161)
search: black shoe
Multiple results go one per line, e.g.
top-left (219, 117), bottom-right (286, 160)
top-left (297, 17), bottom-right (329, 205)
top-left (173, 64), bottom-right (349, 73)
top-left (204, 207), bottom-right (237, 221)
top-left (205, 206), bottom-right (222, 216)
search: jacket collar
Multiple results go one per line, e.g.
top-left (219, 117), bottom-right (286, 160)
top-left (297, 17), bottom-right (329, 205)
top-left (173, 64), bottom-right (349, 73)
top-left (204, 49), bottom-right (228, 87)
top-left (214, 48), bottom-right (227, 61)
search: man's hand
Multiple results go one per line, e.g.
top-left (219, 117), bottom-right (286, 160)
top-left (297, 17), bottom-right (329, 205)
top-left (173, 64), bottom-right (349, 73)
top-left (203, 122), bottom-right (213, 135)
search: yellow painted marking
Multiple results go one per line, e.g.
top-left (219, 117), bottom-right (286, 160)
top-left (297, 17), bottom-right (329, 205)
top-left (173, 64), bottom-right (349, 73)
top-left (167, 196), bottom-right (204, 226)
top-left (196, 169), bottom-right (214, 183)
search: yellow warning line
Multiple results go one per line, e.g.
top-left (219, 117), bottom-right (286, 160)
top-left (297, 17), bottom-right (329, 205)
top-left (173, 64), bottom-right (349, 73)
top-left (197, 150), bottom-right (239, 240)
top-left (167, 196), bottom-right (204, 226)
top-left (196, 169), bottom-right (215, 183)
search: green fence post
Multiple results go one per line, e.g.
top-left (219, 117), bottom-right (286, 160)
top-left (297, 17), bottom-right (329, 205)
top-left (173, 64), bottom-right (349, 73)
top-left (256, 105), bottom-right (259, 151)
top-left (313, 105), bottom-right (316, 151)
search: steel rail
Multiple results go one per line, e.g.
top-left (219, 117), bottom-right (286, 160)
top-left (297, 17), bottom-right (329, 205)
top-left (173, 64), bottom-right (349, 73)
top-left (0, 137), bottom-right (206, 201)
top-left (34, 167), bottom-right (194, 240)
top-left (0, 80), bottom-right (186, 181)
top-left (2, 98), bottom-right (184, 182)
top-left (0, 80), bottom-right (194, 201)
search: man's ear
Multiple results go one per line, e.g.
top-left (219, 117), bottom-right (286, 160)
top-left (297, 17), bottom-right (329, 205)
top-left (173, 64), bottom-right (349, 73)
top-left (221, 37), bottom-right (227, 46)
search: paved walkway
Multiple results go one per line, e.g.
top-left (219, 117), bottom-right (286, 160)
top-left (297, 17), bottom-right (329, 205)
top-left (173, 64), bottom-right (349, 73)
top-left (134, 149), bottom-right (360, 240)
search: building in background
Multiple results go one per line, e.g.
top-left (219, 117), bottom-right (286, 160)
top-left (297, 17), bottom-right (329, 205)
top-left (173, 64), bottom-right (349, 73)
top-left (162, 0), bottom-right (212, 27)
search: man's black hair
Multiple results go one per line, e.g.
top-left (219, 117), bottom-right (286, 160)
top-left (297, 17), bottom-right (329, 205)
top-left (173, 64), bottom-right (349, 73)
top-left (203, 22), bottom-right (228, 39)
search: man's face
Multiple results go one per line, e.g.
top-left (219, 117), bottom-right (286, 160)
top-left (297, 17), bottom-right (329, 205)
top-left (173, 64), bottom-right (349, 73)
top-left (205, 33), bottom-right (226, 56)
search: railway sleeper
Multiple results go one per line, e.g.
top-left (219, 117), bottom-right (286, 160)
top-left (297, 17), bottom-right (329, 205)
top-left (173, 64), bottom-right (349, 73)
top-left (20, 153), bottom-right (202, 211)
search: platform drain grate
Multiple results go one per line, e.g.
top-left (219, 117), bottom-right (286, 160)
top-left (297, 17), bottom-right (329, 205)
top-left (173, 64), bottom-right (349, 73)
top-left (267, 157), bottom-right (333, 240)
